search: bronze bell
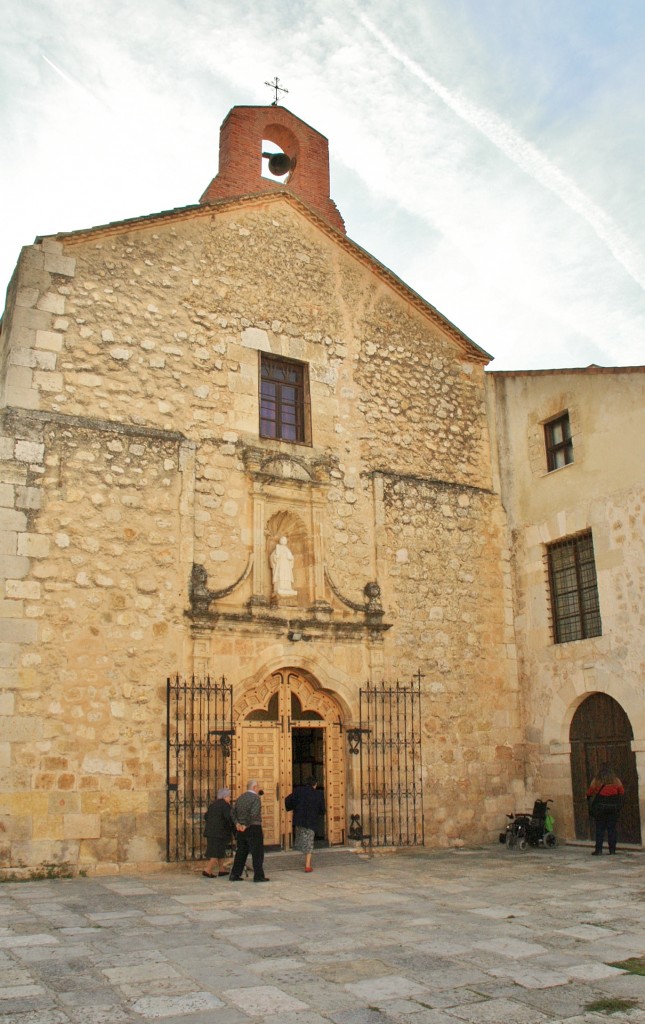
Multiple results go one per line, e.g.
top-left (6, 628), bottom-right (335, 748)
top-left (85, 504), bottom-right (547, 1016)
top-left (263, 151), bottom-right (293, 176)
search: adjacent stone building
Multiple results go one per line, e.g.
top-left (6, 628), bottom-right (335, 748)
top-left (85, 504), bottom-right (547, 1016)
top-left (0, 104), bottom-right (642, 873)
top-left (488, 367), bottom-right (645, 847)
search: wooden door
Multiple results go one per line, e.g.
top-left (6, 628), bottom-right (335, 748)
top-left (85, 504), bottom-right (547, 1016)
top-left (326, 723), bottom-right (346, 845)
top-left (280, 718), bottom-right (293, 849)
top-left (235, 670), bottom-right (347, 849)
top-left (570, 694), bottom-right (641, 844)
top-left (237, 723), bottom-right (282, 847)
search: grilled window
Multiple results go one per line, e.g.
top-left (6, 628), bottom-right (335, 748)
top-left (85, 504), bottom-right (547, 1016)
top-left (547, 531), bottom-right (602, 644)
top-left (545, 412), bottom-right (573, 471)
top-left (260, 354), bottom-right (309, 443)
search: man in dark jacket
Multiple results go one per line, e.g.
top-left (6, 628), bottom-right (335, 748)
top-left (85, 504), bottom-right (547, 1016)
top-left (229, 780), bottom-right (269, 882)
top-left (285, 776), bottom-right (325, 873)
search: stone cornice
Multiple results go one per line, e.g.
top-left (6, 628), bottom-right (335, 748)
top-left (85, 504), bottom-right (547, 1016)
top-left (1, 406), bottom-right (187, 444)
top-left (366, 467), bottom-right (495, 496)
top-left (187, 608), bottom-right (391, 642)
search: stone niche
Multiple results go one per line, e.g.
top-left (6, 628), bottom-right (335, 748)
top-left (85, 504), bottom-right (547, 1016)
top-left (265, 510), bottom-right (309, 607)
top-left (245, 447), bottom-right (332, 616)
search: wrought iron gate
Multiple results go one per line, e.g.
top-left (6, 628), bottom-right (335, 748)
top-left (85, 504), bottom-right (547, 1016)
top-left (166, 674), bottom-right (233, 862)
top-left (354, 674), bottom-right (425, 847)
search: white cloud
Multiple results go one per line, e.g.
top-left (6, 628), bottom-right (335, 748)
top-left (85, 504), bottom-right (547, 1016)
top-left (356, 8), bottom-right (645, 292)
top-left (1, 0), bottom-right (644, 370)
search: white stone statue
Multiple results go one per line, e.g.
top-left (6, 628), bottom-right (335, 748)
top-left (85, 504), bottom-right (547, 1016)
top-left (270, 536), bottom-right (297, 597)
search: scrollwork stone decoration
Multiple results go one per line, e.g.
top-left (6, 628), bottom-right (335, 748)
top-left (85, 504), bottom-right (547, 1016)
top-left (188, 557), bottom-right (254, 617)
top-left (324, 565), bottom-right (385, 621)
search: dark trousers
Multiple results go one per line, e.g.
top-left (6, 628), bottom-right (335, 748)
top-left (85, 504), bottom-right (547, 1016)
top-left (594, 813), bottom-right (618, 853)
top-left (230, 825), bottom-right (265, 880)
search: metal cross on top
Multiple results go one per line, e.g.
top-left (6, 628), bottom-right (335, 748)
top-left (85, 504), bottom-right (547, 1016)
top-left (265, 76), bottom-right (289, 106)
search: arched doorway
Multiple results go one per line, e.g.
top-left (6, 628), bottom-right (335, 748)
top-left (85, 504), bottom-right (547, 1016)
top-left (234, 669), bottom-right (346, 849)
top-left (570, 693), bottom-right (641, 844)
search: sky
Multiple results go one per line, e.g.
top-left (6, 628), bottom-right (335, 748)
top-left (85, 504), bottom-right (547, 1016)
top-left (1, 0), bottom-right (644, 370)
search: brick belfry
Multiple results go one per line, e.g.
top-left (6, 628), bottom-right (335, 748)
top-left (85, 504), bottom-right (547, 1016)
top-left (1, 100), bottom-right (643, 874)
top-left (200, 105), bottom-right (346, 233)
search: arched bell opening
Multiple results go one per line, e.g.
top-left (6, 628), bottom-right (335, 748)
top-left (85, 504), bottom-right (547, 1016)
top-left (260, 123), bottom-right (298, 183)
top-left (261, 139), bottom-right (293, 182)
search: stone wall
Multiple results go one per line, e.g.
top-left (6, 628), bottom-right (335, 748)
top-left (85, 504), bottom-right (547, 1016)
top-left (0, 407), bottom-right (190, 870)
top-left (355, 302), bottom-right (491, 488)
top-left (378, 474), bottom-right (523, 839)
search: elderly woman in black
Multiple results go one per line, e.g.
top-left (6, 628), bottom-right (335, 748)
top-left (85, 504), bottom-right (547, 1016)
top-left (202, 787), bottom-right (235, 877)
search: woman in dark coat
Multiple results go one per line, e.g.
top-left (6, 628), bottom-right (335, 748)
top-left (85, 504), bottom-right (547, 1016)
top-left (285, 776), bottom-right (325, 873)
top-left (203, 787), bottom-right (236, 877)
top-left (587, 765), bottom-right (625, 856)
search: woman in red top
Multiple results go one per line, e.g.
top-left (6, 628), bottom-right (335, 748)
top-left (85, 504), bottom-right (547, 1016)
top-left (587, 765), bottom-right (625, 856)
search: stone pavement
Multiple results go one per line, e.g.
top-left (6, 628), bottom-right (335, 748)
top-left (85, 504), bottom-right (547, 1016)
top-left (1, 843), bottom-right (645, 1024)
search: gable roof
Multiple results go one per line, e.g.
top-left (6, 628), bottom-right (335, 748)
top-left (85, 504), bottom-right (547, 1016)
top-left (36, 189), bottom-right (492, 364)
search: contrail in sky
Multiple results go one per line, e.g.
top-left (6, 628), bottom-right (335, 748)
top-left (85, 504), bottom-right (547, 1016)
top-left (42, 55), bottom-right (109, 109)
top-left (42, 55), bottom-right (81, 90)
top-left (356, 11), bottom-right (645, 293)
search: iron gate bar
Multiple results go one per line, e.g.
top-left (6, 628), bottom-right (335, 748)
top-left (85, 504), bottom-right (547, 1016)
top-left (166, 674), bottom-right (233, 863)
top-left (358, 673), bottom-right (425, 848)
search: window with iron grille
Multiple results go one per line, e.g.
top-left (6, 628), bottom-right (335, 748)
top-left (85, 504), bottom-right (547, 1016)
top-left (544, 412), bottom-right (573, 471)
top-left (547, 531), bottom-right (602, 644)
top-left (259, 354), bottom-right (310, 443)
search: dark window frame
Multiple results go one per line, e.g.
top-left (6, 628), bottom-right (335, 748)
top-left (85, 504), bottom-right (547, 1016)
top-left (544, 412), bottom-right (573, 471)
top-left (547, 531), bottom-right (602, 644)
top-left (259, 353), bottom-right (311, 445)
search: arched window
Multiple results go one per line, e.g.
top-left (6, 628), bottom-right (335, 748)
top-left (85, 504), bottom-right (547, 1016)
top-left (246, 691), bottom-right (279, 721)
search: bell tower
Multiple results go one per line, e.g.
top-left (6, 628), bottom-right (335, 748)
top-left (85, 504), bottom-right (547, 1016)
top-left (199, 105), bottom-right (346, 234)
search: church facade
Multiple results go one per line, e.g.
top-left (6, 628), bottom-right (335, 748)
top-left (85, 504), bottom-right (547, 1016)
top-left (0, 104), bottom-right (642, 873)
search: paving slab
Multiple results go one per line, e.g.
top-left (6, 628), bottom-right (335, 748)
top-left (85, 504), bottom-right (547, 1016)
top-left (0, 844), bottom-right (644, 1023)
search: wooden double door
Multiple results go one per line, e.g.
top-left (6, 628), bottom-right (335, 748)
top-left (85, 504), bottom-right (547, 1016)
top-left (570, 693), bottom-right (641, 844)
top-left (234, 670), bottom-right (346, 849)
